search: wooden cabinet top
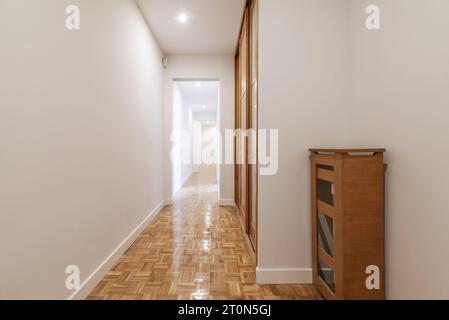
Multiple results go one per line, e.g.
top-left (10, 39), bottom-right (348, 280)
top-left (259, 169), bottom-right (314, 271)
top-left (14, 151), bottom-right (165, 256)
top-left (309, 148), bottom-right (386, 154)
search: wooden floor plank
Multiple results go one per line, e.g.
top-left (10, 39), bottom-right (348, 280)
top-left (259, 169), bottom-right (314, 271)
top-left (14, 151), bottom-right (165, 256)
top-left (88, 165), bottom-right (321, 300)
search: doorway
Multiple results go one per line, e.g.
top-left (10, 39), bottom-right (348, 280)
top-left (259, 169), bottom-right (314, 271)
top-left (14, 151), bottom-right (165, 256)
top-left (171, 80), bottom-right (221, 198)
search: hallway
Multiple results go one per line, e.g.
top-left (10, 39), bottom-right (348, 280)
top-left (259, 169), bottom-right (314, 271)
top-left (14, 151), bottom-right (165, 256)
top-left (87, 166), bottom-right (321, 300)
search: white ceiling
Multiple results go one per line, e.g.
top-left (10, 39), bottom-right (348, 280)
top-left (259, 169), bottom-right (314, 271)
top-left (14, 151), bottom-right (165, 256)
top-left (136, 0), bottom-right (246, 54)
top-left (176, 81), bottom-right (219, 113)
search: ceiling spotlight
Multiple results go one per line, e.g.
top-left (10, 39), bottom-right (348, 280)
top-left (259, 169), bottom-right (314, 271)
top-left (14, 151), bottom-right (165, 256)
top-left (196, 82), bottom-right (201, 88)
top-left (202, 105), bottom-right (207, 110)
top-left (177, 13), bottom-right (188, 24)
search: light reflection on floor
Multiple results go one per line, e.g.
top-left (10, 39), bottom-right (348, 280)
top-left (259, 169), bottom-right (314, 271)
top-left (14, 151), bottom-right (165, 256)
top-left (87, 165), bottom-right (322, 300)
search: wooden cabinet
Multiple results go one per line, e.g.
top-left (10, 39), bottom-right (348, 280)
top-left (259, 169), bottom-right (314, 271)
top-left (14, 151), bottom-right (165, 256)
top-left (310, 149), bottom-right (386, 300)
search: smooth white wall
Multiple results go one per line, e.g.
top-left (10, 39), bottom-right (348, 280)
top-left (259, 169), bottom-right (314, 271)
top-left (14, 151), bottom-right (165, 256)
top-left (172, 83), bottom-right (183, 194)
top-left (259, 0), bottom-right (449, 299)
top-left (163, 55), bottom-right (235, 202)
top-left (258, 0), bottom-right (350, 280)
top-left (0, 0), bottom-right (164, 299)
top-left (347, 0), bottom-right (449, 299)
top-left (194, 112), bottom-right (217, 121)
top-left (172, 82), bottom-right (195, 195)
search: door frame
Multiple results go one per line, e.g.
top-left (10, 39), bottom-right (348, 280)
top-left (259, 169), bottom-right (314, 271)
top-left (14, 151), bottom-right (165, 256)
top-left (248, 0), bottom-right (259, 255)
top-left (170, 78), bottom-right (221, 198)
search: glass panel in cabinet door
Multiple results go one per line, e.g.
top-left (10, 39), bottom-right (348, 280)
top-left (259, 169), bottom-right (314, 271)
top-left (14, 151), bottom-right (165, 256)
top-left (317, 179), bottom-right (334, 206)
top-left (318, 212), bottom-right (334, 258)
top-left (318, 258), bottom-right (335, 293)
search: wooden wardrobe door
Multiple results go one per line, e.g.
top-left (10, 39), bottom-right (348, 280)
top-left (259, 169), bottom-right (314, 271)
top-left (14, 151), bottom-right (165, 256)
top-left (237, 11), bottom-right (249, 232)
top-left (234, 56), bottom-right (240, 210)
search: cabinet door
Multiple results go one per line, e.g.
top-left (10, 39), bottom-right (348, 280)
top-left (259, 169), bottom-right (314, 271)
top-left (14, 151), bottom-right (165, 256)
top-left (311, 158), bottom-right (337, 300)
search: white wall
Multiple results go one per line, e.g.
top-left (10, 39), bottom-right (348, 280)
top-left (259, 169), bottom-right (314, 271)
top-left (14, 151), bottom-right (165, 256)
top-left (172, 82), bottom-right (195, 195)
top-left (0, 0), bottom-right (164, 299)
top-left (258, 0), bottom-right (350, 284)
top-left (259, 0), bottom-right (449, 299)
top-left (163, 55), bottom-right (235, 202)
top-left (194, 112), bottom-right (217, 122)
top-left (201, 121), bottom-right (220, 172)
top-left (348, 0), bottom-right (449, 299)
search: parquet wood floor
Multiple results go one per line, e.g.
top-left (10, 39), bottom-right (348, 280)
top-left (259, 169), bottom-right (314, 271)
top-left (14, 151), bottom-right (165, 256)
top-left (87, 165), bottom-right (321, 300)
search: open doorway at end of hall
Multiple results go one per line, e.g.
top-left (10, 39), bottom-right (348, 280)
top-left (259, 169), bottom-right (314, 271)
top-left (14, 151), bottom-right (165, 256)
top-left (171, 79), bottom-right (221, 198)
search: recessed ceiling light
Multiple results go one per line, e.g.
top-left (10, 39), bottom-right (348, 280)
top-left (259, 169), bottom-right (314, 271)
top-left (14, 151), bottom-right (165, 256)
top-left (196, 82), bottom-right (201, 88)
top-left (177, 13), bottom-right (188, 24)
top-left (202, 105), bottom-right (207, 110)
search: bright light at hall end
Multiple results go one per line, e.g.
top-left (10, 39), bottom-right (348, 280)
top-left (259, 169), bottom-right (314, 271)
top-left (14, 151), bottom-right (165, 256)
top-left (177, 12), bottom-right (189, 24)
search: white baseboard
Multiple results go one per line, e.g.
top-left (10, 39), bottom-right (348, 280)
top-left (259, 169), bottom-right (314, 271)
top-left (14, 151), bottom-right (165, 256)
top-left (256, 267), bottom-right (312, 284)
top-left (68, 201), bottom-right (165, 300)
top-left (164, 199), bottom-right (173, 206)
top-left (219, 199), bottom-right (235, 207)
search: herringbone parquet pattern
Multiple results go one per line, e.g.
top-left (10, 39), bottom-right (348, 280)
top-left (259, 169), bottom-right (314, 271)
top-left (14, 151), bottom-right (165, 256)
top-left (87, 166), bottom-right (321, 300)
